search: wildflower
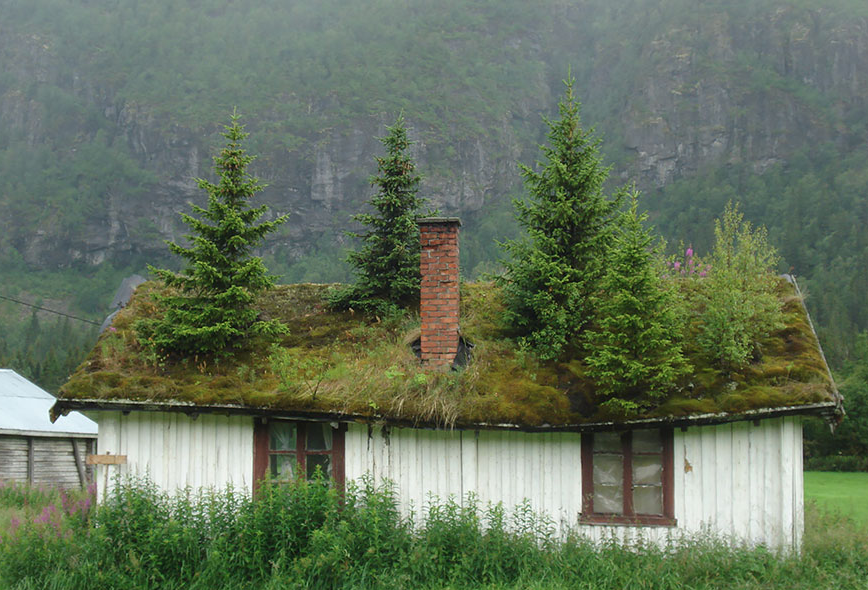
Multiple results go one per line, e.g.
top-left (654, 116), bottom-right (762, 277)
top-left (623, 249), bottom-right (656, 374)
top-left (109, 326), bottom-right (117, 333)
top-left (674, 261), bottom-right (681, 270)
top-left (686, 247), bottom-right (693, 258)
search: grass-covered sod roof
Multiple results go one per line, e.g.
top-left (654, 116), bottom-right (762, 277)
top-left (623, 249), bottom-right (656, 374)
top-left (57, 279), bottom-right (840, 429)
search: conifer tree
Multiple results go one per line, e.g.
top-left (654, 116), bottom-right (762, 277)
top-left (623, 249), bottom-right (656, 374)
top-left (583, 193), bottom-right (691, 415)
top-left (501, 75), bottom-right (623, 359)
top-left (328, 114), bottom-right (425, 315)
top-left (137, 112), bottom-right (288, 358)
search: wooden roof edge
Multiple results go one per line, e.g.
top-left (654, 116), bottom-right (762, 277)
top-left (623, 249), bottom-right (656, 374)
top-left (785, 274), bottom-right (844, 424)
top-left (51, 398), bottom-right (841, 434)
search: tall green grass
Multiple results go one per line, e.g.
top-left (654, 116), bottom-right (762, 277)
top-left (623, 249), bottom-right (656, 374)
top-left (1, 477), bottom-right (867, 589)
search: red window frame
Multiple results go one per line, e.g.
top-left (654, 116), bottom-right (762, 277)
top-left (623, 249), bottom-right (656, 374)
top-left (253, 418), bottom-right (346, 494)
top-left (580, 428), bottom-right (675, 526)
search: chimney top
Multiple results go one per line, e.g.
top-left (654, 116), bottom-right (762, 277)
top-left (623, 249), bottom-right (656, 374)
top-left (417, 217), bottom-right (461, 226)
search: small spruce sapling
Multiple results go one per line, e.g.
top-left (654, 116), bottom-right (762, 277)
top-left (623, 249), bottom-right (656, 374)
top-left (328, 114), bottom-right (427, 316)
top-left (500, 73), bottom-right (623, 360)
top-left (137, 112), bottom-right (288, 358)
top-left (583, 192), bottom-right (691, 415)
top-left (698, 202), bottom-right (784, 371)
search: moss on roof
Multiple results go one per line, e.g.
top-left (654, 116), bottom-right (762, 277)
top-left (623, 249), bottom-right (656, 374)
top-left (58, 279), bottom-right (839, 428)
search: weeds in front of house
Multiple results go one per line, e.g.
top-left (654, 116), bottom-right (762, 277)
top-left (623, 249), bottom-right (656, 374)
top-left (1, 478), bottom-right (867, 589)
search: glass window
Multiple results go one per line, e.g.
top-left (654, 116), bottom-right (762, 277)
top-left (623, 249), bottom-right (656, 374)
top-left (583, 429), bottom-right (673, 525)
top-left (259, 421), bottom-right (342, 488)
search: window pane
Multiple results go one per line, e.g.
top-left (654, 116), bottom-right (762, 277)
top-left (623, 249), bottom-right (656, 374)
top-left (306, 455), bottom-right (332, 480)
top-left (270, 422), bottom-right (296, 451)
top-left (633, 429), bottom-right (662, 453)
top-left (270, 454), bottom-right (296, 480)
top-left (594, 485), bottom-right (623, 514)
top-left (306, 424), bottom-right (333, 451)
top-left (633, 455), bottom-right (663, 485)
top-left (594, 432), bottom-right (622, 453)
top-left (633, 485), bottom-right (663, 515)
top-left (594, 454), bottom-right (623, 486)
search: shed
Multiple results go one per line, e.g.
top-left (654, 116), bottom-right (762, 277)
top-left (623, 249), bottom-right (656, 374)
top-left (1, 369), bottom-right (97, 488)
top-left (53, 219), bottom-right (842, 550)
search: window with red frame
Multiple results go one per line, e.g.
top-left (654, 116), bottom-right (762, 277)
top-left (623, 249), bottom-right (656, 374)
top-left (581, 429), bottom-right (675, 525)
top-left (253, 419), bottom-right (345, 492)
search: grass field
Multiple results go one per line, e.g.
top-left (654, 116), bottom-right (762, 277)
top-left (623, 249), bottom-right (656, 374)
top-left (804, 471), bottom-right (868, 526)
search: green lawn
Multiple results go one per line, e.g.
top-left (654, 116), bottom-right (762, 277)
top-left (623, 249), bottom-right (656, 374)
top-left (804, 471), bottom-right (868, 526)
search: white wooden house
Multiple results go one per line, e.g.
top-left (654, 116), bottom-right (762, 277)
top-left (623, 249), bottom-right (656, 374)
top-left (52, 219), bottom-right (842, 550)
top-left (1, 369), bottom-right (97, 488)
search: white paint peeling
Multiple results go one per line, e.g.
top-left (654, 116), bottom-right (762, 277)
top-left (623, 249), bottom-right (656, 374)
top-left (93, 411), bottom-right (805, 550)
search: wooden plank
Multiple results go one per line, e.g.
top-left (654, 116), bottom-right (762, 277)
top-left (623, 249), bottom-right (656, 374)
top-left (71, 439), bottom-right (87, 488)
top-left (700, 426), bottom-right (716, 528)
top-left (748, 419), bottom-right (764, 543)
top-left (714, 424), bottom-right (733, 536)
top-left (86, 454), bottom-right (128, 465)
top-left (731, 421), bottom-right (751, 541)
top-left (27, 437), bottom-right (34, 484)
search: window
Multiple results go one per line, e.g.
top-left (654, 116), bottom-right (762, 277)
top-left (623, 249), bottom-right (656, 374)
top-left (581, 428), bottom-right (675, 525)
top-left (253, 419), bottom-right (345, 492)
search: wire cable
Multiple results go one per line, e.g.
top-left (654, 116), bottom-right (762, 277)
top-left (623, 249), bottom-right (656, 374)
top-left (0, 293), bottom-right (102, 326)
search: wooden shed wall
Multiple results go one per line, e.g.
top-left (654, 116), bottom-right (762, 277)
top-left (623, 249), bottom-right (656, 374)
top-left (93, 411), bottom-right (803, 549)
top-left (93, 411), bottom-right (254, 499)
top-left (0, 434), bottom-right (94, 488)
top-left (345, 416), bottom-right (804, 550)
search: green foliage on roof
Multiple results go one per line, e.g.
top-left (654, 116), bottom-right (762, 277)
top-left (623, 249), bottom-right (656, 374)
top-left (136, 114), bottom-right (289, 358)
top-left (59, 277), bottom-right (837, 428)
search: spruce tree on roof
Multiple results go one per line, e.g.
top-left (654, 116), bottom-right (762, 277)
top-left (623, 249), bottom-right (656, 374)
top-left (137, 112), bottom-right (288, 358)
top-left (328, 114), bottom-right (426, 315)
top-left (500, 74), bottom-right (623, 360)
top-left (583, 192), bottom-right (691, 415)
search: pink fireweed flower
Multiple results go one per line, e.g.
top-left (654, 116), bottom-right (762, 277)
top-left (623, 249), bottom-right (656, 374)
top-left (686, 247), bottom-right (693, 258)
top-left (674, 261), bottom-right (681, 270)
top-left (699, 271), bottom-right (707, 277)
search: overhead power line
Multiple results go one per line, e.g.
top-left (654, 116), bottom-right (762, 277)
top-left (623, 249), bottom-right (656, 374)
top-left (0, 293), bottom-right (101, 326)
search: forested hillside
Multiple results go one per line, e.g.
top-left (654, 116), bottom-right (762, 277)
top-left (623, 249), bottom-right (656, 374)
top-left (1, 0), bottom-right (867, 438)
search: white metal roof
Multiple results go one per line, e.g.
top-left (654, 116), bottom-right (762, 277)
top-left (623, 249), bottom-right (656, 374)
top-left (0, 369), bottom-right (97, 437)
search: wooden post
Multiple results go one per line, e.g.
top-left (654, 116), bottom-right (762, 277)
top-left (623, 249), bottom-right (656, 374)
top-left (26, 437), bottom-right (34, 485)
top-left (71, 439), bottom-right (88, 489)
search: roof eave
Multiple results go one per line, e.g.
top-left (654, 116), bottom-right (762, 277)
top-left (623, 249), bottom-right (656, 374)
top-left (51, 398), bottom-right (841, 433)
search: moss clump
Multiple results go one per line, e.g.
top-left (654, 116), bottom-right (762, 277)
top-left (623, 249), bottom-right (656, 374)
top-left (59, 278), bottom-right (838, 427)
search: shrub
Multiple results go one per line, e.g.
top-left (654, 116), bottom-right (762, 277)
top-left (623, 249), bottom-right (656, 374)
top-left (698, 202), bottom-right (784, 371)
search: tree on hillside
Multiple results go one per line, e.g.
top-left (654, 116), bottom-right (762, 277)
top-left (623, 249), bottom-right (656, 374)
top-left (328, 114), bottom-right (426, 315)
top-left (137, 112), bottom-right (288, 358)
top-left (500, 74), bottom-right (623, 360)
top-left (583, 192), bottom-right (691, 415)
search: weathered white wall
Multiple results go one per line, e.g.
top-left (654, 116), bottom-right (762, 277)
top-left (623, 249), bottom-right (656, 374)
top-left (96, 411), bottom-right (803, 549)
top-left (345, 425), bottom-right (582, 528)
top-left (345, 416), bottom-right (804, 550)
top-left (93, 411), bottom-right (254, 499)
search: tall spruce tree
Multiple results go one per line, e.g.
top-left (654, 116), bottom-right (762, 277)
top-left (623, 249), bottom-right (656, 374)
top-left (583, 193), bottom-right (691, 415)
top-left (501, 75), bottom-right (623, 360)
top-left (137, 112), bottom-right (288, 358)
top-left (328, 114), bottom-right (425, 315)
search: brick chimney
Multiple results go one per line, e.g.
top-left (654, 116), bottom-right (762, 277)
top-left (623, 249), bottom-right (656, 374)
top-left (419, 217), bottom-right (461, 368)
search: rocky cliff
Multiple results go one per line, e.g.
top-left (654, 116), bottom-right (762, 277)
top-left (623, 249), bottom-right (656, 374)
top-left (1, 1), bottom-right (866, 273)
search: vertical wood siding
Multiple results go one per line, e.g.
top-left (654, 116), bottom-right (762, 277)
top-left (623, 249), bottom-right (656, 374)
top-left (94, 411), bottom-right (254, 499)
top-left (98, 412), bottom-right (804, 549)
top-left (345, 417), bottom-right (804, 550)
